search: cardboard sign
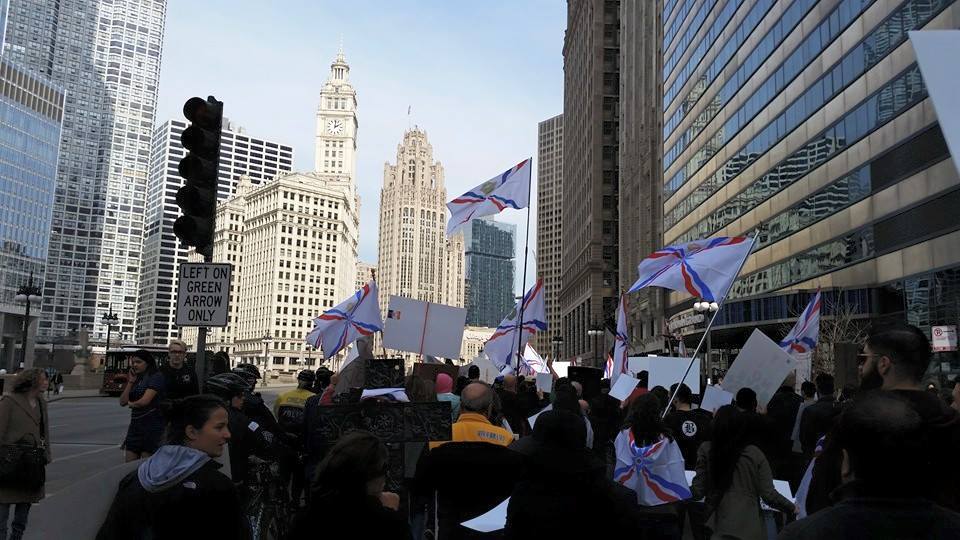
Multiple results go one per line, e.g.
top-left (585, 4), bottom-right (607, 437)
top-left (413, 363), bottom-right (460, 386)
top-left (462, 497), bottom-right (509, 532)
top-left (609, 375), bottom-right (640, 402)
top-left (912, 31), bottom-right (960, 178)
top-left (535, 372), bottom-right (553, 393)
top-left (175, 263), bottom-right (232, 327)
top-left (465, 355), bottom-right (499, 383)
top-left (644, 356), bottom-right (701, 394)
top-left (552, 361), bottom-right (570, 378)
top-left (383, 296), bottom-right (467, 358)
top-left (628, 357), bottom-right (650, 376)
top-left (700, 385), bottom-right (734, 413)
top-left (722, 329), bottom-right (797, 407)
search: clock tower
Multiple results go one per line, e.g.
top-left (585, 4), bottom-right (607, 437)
top-left (314, 45), bottom-right (358, 183)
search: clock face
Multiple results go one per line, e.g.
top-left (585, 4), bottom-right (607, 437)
top-left (327, 119), bottom-right (344, 135)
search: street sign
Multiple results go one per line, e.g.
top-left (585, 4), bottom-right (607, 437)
top-left (175, 262), bottom-right (232, 327)
top-left (932, 325), bottom-right (958, 352)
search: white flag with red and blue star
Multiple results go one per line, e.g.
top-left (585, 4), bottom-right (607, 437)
top-left (779, 289), bottom-right (822, 355)
top-left (628, 236), bottom-right (753, 302)
top-left (305, 281), bottom-right (383, 359)
top-left (484, 279), bottom-right (547, 371)
top-left (446, 159), bottom-right (532, 236)
top-left (614, 430), bottom-right (691, 506)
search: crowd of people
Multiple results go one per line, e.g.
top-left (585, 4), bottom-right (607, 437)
top-left (0, 322), bottom-right (957, 539)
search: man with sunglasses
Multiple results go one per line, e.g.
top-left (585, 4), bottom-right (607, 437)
top-left (858, 321), bottom-right (960, 512)
top-left (161, 339), bottom-right (199, 400)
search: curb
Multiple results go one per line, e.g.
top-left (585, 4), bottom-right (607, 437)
top-left (48, 393), bottom-right (106, 403)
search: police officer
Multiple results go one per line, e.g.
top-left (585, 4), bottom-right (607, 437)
top-left (274, 370), bottom-right (316, 505)
top-left (203, 372), bottom-right (278, 491)
top-left (231, 364), bottom-right (283, 439)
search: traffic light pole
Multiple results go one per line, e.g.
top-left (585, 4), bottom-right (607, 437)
top-left (195, 253), bottom-right (211, 384)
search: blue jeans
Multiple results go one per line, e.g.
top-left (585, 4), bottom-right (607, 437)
top-left (0, 503), bottom-right (30, 540)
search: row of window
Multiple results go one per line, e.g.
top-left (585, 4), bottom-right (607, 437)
top-left (665, 0), bottom-right (876, 196)
top-left (665, 0), bottom-right (944, 226)
top-left (672, 65), bottom-right (926, 243)
top-left (664, 0), bottom-right (818, 154)
top-left (664, 0), bottom-right (718, 79)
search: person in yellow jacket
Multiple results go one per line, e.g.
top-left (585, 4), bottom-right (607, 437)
top-left (274, 370), bottom-right (316, 432)
top-left (430, 383), bottom-right (513, 449)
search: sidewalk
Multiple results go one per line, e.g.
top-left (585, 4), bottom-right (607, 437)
top-left (47, 389), bottom-right (104, 402)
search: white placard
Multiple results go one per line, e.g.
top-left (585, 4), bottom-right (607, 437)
top-left (722, 329), bottom-right (797, 407)
top-left (535, 372), bottom-right (553, 393)
top-left (793, 352), bottom-right (812, 391)
top-left (552, 361), bottom-right (570, 378)
top-left (175, 262), bottom-right (232, 327)
top-left (627, 356), bottom-right (650, 376)
top-left (461, 497), bottom-right (509, 532)
top-left (609, 375), bottom-right (640, 402)
top-left (911, 31), bottom-right (960, 177)
top-left (644, 356), bottom-right (701, 394)
top-left (383, 296), bottom-right (467, 358)
top-left (467, 355), bottom-right (499, 383)
top-left (932, 325), bottom-right (958, 352)
top-left (700, 385), bottom-right (734, 413)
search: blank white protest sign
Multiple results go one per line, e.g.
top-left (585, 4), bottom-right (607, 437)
top-left (382, 296), bottom-right (466, 358)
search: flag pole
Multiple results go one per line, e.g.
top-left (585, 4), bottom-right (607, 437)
top-left (660, 226), bottom-right (763, 418)
top-left (513, 158), bottom-right (534, 375)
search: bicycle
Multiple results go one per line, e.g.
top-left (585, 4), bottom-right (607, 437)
top-left (245, 457), bottom-right (294, 540)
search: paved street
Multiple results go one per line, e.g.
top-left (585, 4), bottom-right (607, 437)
top-left (43, 385), bottom-right (293, 497)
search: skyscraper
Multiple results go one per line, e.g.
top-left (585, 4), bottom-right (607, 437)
top-left (377, 128), bottom-right (464, 364)
top-left (560, 0), bottom-right (621, 364)
top-left (618, 0), bottom-right (664, 353)
top-left (135, 119), bottom-right (294, 346)
top-left (0, 58), bottom-right (64, 369)
top-left (660, 0), bottom-right (960, 379)
top-left (4, 0), bottom-right (167, 343)
top-left (464, 217), bottom-right (515, 328)
top-left (534, 114), bottom-right (563, 355)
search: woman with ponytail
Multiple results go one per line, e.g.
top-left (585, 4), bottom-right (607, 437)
top-left (97, 395), bottom-right (248, 540)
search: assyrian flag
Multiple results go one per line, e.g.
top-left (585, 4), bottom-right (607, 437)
top-left (604, 353), bottom-right (613, 379)
top-left (612, 294), bottom-right (629, 384)
top-left (779, 289), bottom-right (822, 355)
top-left (520, 344), bottom-right (548, 376)
top-left (628, 236), bottom-right (753, 302)
top-left (484, 279), bottom-right (547, 371)
top-left (614, 430), bottom-right (691, 506)
top-left (446, 159), bottom-right (532, 236)
top-left (305, 281), bottom-right (383, 359)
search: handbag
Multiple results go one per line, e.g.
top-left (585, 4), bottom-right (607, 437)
top-left (0, 401), bottom-right (47, 490)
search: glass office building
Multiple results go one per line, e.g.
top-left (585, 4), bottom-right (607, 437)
top-left (464, 217), bottom-right (516, 328)
top-left (0, 58), bottom-right (64, 369)
top-left (661, 0), bottom-right (960, 381)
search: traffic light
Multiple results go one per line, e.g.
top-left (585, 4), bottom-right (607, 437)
top-left (173, 96), bottom-right (223, 258)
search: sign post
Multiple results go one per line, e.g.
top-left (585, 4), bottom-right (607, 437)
top-left (932, 325), bottom-right (958, 352)
top-left (175, 262), bottom-right (232, 382)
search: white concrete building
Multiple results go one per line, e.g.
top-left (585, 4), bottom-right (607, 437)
top-left (376, 128), bottom-right (464, 367)
top-left (461, 326), bottom-right (494, 362)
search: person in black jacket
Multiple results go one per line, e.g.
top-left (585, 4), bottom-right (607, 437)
top-left (291, 431), bottom-right (409, 539)
top-left (663, 383), bottom-right (713, 469)
top-left (204, 373), bottom-right (279, 490)
top-left (160, 340), bottom-right (199, 400)
top-left (798, 373), bottom-right (840, 458)
top-left (781, 392), bottom-right (960, 539)
top-left (97, 394), bottom-right (248, 540)
top-left (506, 409), bottom-right (646, 539)
top-left (232, 364), bottom-right (283, 439)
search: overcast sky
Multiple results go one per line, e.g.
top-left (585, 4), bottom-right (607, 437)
top-left (155, 0), bottom-right (565, 295)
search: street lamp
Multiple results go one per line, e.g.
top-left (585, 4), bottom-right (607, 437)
top-left (14, 273), bottom-right (42, 371)
top-left (261, 334), bottom-right (272, 387)
top-left (587, 325), bottom-right (604, 368)
top-left (552, 335), bottom-right (563, 363)
top-left (101, 306), bottom-right (120, 357)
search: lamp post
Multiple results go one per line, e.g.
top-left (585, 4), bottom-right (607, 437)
top-left (552, 334), bottom-right (563, 363)
top-left (693, 301), bottom-right (719, 381)
top-left (587, 325), bottom-right (603, 368)
top-left (261, 334), bottom-right (272, 387)
top-left (14, 273), bottom-right (42, 370)
top-left (101, 306), bottom-right (119, 358)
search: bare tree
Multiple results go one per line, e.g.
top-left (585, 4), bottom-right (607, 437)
top-left (778, 293), bottom-right (868, 376)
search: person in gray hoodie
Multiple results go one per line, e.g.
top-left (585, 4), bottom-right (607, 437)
top-left (97, 394), bottom-right (248, 540)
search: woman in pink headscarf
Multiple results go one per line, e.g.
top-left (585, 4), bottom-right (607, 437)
top-left (434, 373), bottom-right (461, 421)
